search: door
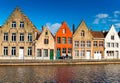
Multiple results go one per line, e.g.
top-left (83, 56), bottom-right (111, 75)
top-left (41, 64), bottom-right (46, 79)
top-left (19, 47), bottom-right (24, 59)
top-left (86, 51), bottom-right (91, 59)
top-left (50, 49), bottom-right (54, 60)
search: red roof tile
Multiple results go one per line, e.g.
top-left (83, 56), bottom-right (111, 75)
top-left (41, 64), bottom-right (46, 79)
top-left (90, 31), bottom-right (104, 38)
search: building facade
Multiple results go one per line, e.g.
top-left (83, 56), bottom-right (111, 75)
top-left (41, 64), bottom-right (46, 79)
top-left (73, 20), bottom-right (93, 59)
top-left (55, 22), bottom-right (72, 59)
top-left (35, 26), bottom-right (55, 60)
top-left (104, 25), bottom-right (120, 59)
top-left (0, 7), bottom-right (39, 59)
top-left (90, 31), bottom-right (104, 59)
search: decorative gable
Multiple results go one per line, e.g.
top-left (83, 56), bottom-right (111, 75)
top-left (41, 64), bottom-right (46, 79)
top-left (2, 7), bottom-right (38, 32)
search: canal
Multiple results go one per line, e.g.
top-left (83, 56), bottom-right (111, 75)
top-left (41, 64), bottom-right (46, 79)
top-left (0, 64), bottom-right (120, 83)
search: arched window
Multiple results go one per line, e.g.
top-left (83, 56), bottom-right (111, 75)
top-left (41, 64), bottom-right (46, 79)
top-left (81, 30), bottom-right (85, 37)
top-left (45, 31), bottom-right (48, 35)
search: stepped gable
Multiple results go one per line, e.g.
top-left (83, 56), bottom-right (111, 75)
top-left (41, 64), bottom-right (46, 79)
top-left (2, 6), bottom-right (39, 33)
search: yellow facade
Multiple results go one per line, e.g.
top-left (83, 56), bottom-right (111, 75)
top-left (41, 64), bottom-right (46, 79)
top-left (73, 20), bottom-right (93, 59)
top-left (35, 27), bottom-right (55, 60)
top-left (0, 7), bottom-right (40, 59)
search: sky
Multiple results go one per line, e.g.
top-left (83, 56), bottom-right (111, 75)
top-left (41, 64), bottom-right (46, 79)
top-left (0, 0), bottom-right (120, 34)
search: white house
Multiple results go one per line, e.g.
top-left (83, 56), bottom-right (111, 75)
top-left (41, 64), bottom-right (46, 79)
top-left (104, 25), bottom-right (120, 59)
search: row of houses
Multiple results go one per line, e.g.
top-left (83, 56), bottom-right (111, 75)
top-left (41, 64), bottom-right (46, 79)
top-left (0, 7), bottom-right (120, 60)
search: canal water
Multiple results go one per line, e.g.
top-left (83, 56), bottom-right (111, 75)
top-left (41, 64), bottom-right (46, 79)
top-left (0, 64), bottom-right (120, 83)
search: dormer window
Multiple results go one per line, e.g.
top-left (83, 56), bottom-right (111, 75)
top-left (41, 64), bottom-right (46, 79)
top-left (111, 35), bottom-right (114, 40)
top-left (81, 30), bottom-right (85, 37)
top-left (63, 29), bottom-right (66, 34)
top-left (12, 21), bottom-right (16, 28)
top-left (20, 22), bottom-right (24, 28)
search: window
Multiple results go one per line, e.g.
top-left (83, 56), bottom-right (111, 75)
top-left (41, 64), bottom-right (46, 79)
top-left (115, 43), bottom-right (119, 48)
top-left (75, 50), bottom-right (79, 56)
top-left (87, 41), bottom-right (91, 47)
top-left (68, 48), bottom-right (72, 53)
top-left (37, 49), bottom-right (41, 57)
top-left (75, 41), bottom-right (79, 48)
top-left (107, 43), bottom-right (110, 47)
top-left (62, 37), bottom-right (66, 44)
top-left (63, 29), bottom-right (66, 34)
top-left (12, 47), bottom-right (16, 56)
top-left (106, 51), bottom-right (114, 56)
top-left (4, 47), bottom-right (8, 56)
top-left (81, 30), bottom-right (85, 37)
top-left (111, 43), bottom-right (114, 47)
top-left (94, 41), bottom-right (97, 47)
top-left (44, 39), bottom-right (49, 44)
top-left (57, 37), bottom-right (61, 44)
top-left (4, 33), bottom-right (8, 41)
top-left (80, 50), bottom-right (85, 57)
top-left (111, 35), bottom-right (114, 40)
top-left (20, 33), bottom-right (24, 42)
top-left (62, 48), bottom-right (66, 54)
top-left (57, 48), bottom-right (61, 54)
top-left (12, 21), bottom-right (16, 28)
top-left (44, 49), bottom-right (48, 57)
top-left (45, 31), bottom-right (48, 35)
top-left (12, 33), bottom-right (16, 42)
top-left (20, 22), bottom-right (24, 28)
top-left (80, 41), bottom-right (85, 48)
top-left (28, 47), bottom-right (32, 56)
top-left (99, 41), bottom-right (103, 47)
top-left (28, 33), bottom-right (32, 42)
top-left (68, 37), bottom-right (72, 44)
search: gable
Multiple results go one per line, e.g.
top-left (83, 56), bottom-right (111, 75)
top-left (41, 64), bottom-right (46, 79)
top-left (55, 22), bottom-right (72, 37)
top-left (105, 25), bottom-right (120, 41)
top-left (73, 20), bottom-right (93, 39)
top-left (36, 27), bottom-right (54, 44)
top-left (2, 7), bottom-right (38, 32)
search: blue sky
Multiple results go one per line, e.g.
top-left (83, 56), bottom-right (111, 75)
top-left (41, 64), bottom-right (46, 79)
top-left (0, 0), bottom-right (120, 33)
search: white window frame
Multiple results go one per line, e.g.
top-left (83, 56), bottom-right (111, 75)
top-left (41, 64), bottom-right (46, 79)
top-left (28, 47), bottom-right (32, 56)
top-left (4, 33), bottom-right (8, 42)
top-left (62, 37), bottom-right (66, 44)
top-left (75, 50), bottom-right (79, 56)
top-left (20, 33), bottom-right (24, 42)
top-left (28, 33), bottom-right (32, 42)
top-left (4, 47), bottom-right (8, 56)
top-left (12, 33), bottom-right (16, 42)
top-left (87, 41), bottom-right (91, 47)
top-left (44, 49), bottom-right (48, 57)
top-left (12, 47), bottom-right (16, 56)
top-left (75, 41), bottom-right (79, 48)
top-left (20, 22), bottom-right (24, 28)
top-left (12, 21), bottom-right (16, 28)
top-left (80, 41), bottom-right (85, 48)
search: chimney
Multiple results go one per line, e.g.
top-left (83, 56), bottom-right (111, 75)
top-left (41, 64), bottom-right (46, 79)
top-left (42, 25), bottom-right (44, 31)
top-left (72, 24), bottom-right (75, 34)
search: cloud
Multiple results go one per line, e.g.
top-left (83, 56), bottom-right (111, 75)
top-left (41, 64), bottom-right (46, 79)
top-left (115, 23), bottom-right (120, 28)
top-left (93, 13), bottom-right (109, 24)
top-left (95, 13), bottom-right (109, 18)
top-left (108, 19), bottom-right (120, 22)
top-left (93, 18), bottom-right (99, 24)
top-left (114, 11), bottom-right (120, 18)
top-left (46, 22), bottom-right (61, 35)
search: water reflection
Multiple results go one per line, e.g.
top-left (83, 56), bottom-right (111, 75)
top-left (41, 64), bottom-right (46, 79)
top-left (0, 65), bottom-right (119, 82)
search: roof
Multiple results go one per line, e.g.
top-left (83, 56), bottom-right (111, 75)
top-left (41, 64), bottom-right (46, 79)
top-left (90, 31), bottom-right (104, 38)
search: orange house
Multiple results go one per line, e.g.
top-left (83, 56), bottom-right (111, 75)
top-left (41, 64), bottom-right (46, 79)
top-left (55, 22), bottom-right (72, 59)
